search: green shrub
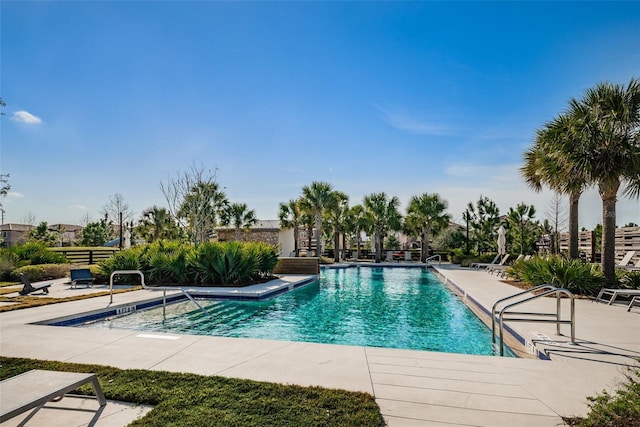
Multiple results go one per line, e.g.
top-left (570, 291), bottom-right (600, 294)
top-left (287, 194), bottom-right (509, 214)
top-left (506, 256), bottom-right (604, 296)
top-left (11, 242), bottom-right (67, 265)
top-left (12, 264), bottom-right (70, 281)
top-left (619, 270), bottom-right (640, 290)
top-left (0, 249), bottom-right (18, 281)
top-left (574, 365), bottom-right (640, 427)
top-left (146, 241), bottom-right (194, 285)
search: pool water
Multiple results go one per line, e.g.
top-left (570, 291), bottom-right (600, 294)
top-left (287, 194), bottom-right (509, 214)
top-left (84, 267), bottom-right (511, 356)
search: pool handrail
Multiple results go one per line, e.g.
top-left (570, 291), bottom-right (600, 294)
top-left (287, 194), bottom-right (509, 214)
top-left (109, 270), bottom-right (146, 304)
top-left (424, 254), bottom-right (442, 265)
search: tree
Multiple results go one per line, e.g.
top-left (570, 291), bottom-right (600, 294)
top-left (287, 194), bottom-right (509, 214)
top-left (26, 222), bottom-right (57, 247)
top-left (563, 79), bottom-right (640, 284)
top-left (405, 193), bottom-right (451, 263)
top-left (466, 196), bottom-right (501, 253)
top-left (279, 199), bottom-right (303, 256)
top-left (221, 202), bottom-right (257, 241)
top-left (345, 204), bottom-right (366, 259)
top-left (78, 219), bottom-right (111, 246)
top-left (300, 181), bottom-right (336, 257)
top-left (161, 165), bottom-right (228, 245)
top-left (506, 203), bottom-right (537, 254)
top-left (521, 112), bottom-right (587, 259)
top-left (363, 192), bottom-right (402, 263)
top-left (324, 191), bottom-right (349, 262)
top-left (545, 193), bottom-right (567, 255)
top-left (137, 206), bottom-right (182, 243)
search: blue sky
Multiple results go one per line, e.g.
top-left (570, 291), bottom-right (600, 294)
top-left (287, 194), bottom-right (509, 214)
top-left (1, 1), bottom-right (639, 229)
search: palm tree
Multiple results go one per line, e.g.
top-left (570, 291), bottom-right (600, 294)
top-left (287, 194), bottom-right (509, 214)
top-left (521, 112), bottom-right (587, 259)
top-left (137, 206), bottom-right (181, 242)
top-left (405, 193), bottom-right (451, 263)
top-left (363, 192), bottom-right (403, 263)
top-left (325, 191), bottom-right (349, 262)
top-left (563, 79), bottom-right (640, 284)
top-left (178, 181), bottom-right (228, 244)
top-left (345, 204), bottom-right (366, 259)
top-left (300, 181), bottom-right (336, 257)
top-left (221, 202), bottom-right (257, 241)
top-left (279, 199), bottom-right (303, 256)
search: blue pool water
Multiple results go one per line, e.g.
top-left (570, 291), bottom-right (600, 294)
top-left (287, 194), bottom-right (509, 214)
top-left (84, 267), bottom-right (511, 356)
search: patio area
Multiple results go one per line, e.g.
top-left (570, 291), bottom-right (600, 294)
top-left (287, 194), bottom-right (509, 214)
top-left (1, 265), bottom-right (638, 426)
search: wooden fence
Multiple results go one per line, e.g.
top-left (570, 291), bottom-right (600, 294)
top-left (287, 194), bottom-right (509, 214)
top-left (50, 247), bottom-right (119, 265)
top-left (273, 257), bottom-right (320, 275)
top-left (558, 226), bottom-right (640, 264)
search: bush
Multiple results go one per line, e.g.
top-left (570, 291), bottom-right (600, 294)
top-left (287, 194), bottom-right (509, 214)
top-left (11, 242), bottom-right (67, 265)
top-left (98, 240), bottom-right (281, 286)
top-left (619, 270), bottom-right (640, 290)
top-left (505, 256), bottom-right (604, 296)
top-left (572, 365), bottom-right (640, 427)
top-left (450, 249), bottom-right (497, 267)
top-left (0, 249), bottom-right (18, 281)
top-left (12, 264), bottom-right (70, 281)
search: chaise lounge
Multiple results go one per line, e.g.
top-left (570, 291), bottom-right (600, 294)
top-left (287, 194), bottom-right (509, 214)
top-left (595, 288), bottom-right (640, 306)
top-left (18, 274), bottom-right (52, 296)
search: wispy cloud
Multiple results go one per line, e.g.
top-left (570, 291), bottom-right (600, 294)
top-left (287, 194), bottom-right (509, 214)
top-left (444, 163), bottom-right (520, 182)
top-left (70, 204), bottom-right (88, 211)
top-left (375, 105), bottom-right (450, 136)
top-left (6, 192), bottom-right (24, 199)
top-left (11, 110), bottom-right (42, 124)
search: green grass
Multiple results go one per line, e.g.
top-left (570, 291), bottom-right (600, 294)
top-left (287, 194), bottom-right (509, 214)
top-left (0, 357), bottom-right (385, 426)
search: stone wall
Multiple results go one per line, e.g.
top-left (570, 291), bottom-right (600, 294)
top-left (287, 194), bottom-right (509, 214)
top-left (217, 229), bottom-right (280, 246)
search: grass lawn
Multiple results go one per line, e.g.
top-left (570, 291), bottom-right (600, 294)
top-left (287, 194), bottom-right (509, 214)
top-left (0, 357), bottom-right (386, 426)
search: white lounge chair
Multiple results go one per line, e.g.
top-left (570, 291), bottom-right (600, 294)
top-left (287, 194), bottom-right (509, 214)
top-left (470, 254), bottom-right (501, 269)
top-left (594, 288), bottom-right (640, 305)
top-left (620, 257), bottom-right (640, 271)
top-left (617, 251), bottom-right (636, 268)
top-left (485, 254), bottom-right (511, 274)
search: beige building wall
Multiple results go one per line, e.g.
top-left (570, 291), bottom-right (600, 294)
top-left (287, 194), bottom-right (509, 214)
top-left (278, 228), bottom-right (295, 256)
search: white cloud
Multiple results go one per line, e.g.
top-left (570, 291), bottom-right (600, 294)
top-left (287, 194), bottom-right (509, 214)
top-left (11, 110), bottom-right (42, 124)
top-left (6, 192), bottom-right (24, 199)
top-left (376, 105), bottom-right (450, 136)
top-left (70, 204), bottom-right (88, 211)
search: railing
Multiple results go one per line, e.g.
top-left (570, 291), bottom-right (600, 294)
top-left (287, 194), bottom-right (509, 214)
top-left (424, 254), bottom-right (442, 265)
top-left (491, 284), bottom-right (576, 356)
top-left (109, 269), bottom-right (203, 319)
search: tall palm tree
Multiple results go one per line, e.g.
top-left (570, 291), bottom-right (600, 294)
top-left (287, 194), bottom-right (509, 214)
top-left (521, 112), bottom-right (587, 259)
top-left (221, 202), bottom-right (257, 241)
top-left (345, 204), bottom-right (366, 259)
top-left (325, 191), bottom-right (349, 262)
top-left (405, 193), bottom-right (451, 263)
top-left (363, 192), bottom-right (403, 263)
top-left (563, 79), bottom-right (640, 284)
top-left (137, 206), bottom-right (181, 242)
top-left (300, 181), bottom-right (336, 257)
top-left (279, 199), bottom-right (302, 256)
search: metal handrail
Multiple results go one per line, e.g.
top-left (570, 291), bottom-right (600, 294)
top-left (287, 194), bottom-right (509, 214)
top-left (491, 284), bottom-right (575, 356)
top-left (109, 270), bottom-right (146, 304)
top-left (424, 254), bottom-right (442, 265)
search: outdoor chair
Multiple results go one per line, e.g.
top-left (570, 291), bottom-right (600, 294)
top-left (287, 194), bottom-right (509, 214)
top-left (470, 254), bottom-right (501, 269)
top-left (18, 274), bottom-right (52, 296)
top-left (617, 251), bottom-right (636, 268)
top-left (69, 268), bottom-right (95, 288)
top-left (594, 288), bottom-right (640, 306)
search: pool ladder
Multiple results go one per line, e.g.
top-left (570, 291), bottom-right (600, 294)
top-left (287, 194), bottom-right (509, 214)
top-left (492, 284), bottom-right (575, 356)
top-left (424, 254), bottom-right (442, 264)
top-left (109, 270), bottom-right (204, 320)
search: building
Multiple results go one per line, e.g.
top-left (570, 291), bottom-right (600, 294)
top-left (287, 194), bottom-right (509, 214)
top-left (0, 223), bottom-right (83, 247)
top-left (216, 220), bottom-right (295, 256)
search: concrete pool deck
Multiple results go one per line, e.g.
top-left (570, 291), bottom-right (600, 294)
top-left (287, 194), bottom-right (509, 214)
top-left (1, 265), bottom-right (639, 426)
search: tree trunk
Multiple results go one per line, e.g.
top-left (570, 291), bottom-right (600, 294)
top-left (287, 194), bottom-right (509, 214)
top-left (293, 226), bottom-right (299, 256)
top-left (374, 232), bottom-right (382, 263)
top-left (599, 182), bottom-right (619, 286)
top-left (334, 229), bottom-right (340, 263)
top-left (568, 191), bottom-right (581, 259)
top-left (315, 214), bottom-right (322, 257)
top-left (356, 229), bottom-right (361, 260)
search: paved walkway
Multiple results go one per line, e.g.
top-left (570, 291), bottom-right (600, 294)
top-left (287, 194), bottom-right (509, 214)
top-left (1, 266), bottom-right (638, 426)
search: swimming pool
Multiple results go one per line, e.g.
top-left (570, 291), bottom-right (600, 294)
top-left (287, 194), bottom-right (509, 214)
top-left (82, 267), bottom-right (513, 356)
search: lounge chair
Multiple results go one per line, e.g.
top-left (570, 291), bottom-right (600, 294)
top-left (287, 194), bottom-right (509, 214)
top-left (483, 254), bottom-right (510, 273)
top-left (18, 274), bottom-right (52, 296)
top-left (594, 288), bottom-right (640, 305)
top-left (488, 254), bottom-right (530, 278)
top-left (69, 268), bottom-right (95, 288)
top-left (620, 258), bottom-right (640, 271)
top-left (0, 369), bottom-right (107, 423)
top-left (617, 251), bottom-right (636, 268)
top-left (628, 296), bottom-right (639, 312)
top-left (470, 254), bottom-right (501, 269)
